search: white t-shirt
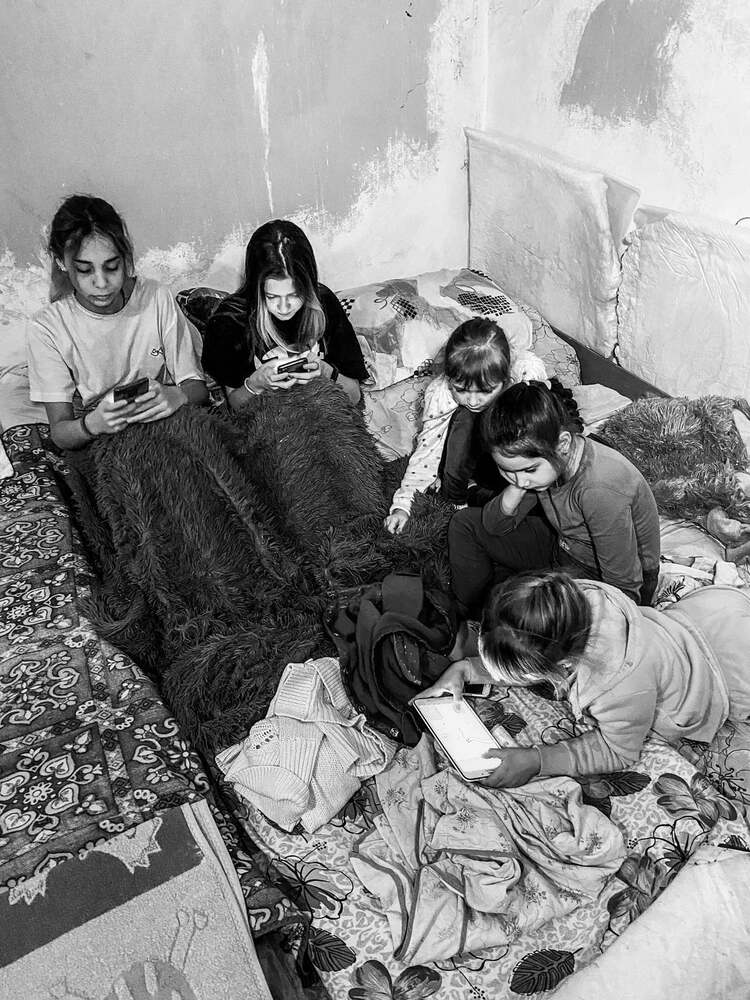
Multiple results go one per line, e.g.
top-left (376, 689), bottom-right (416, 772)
top-left (27, 277), bottom-right (204, 408)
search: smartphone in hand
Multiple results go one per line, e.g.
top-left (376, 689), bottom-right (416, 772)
top-left (113, 376), bottom-right (150, 402)
top-left (463, 683), bottom-right (493, 698)
top-left (276, 356), bottom-right (310, 375)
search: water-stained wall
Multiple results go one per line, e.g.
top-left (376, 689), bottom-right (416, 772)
top-left (0, 0), bottom-right (486, 285)
top-left (485, 0), bottom-right (750, 224)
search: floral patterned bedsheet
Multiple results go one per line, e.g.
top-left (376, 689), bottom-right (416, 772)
top-left (0, 423), bottom-right (304, 942)
top-left (232, 680), bottom-right (750, 999)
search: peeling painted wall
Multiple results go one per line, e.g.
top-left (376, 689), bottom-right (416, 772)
top-left (560, 0), bottom-right (691, 125)
top-left (485, 0), bottom-right (750, 224)
top-left (0, 0), bottom-right (487, 287)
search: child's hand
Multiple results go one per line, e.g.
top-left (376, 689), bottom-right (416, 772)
top-left (125, 382), bottom-right (186, 423)
top-left (288, 359), bottom-right (323, 382)
top-left (500, 484), bottom-right (528, 515)
top-left (252, 349), bottom-right (299, 392)
top-left (384, 509), bottom-right (410, 534)
top-left (288, 345), bottom-right (325, 383)
top-left (88, 395), bottom-right (138, 435)
top-left (412, 658), bottom-right (472, 705)
top-left (480, 747), bottom-right (541, 788)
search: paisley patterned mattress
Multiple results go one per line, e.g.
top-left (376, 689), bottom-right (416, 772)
top-left (0, 423), bottom-right (306, 975)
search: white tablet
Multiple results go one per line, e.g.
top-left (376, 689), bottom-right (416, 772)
top-left (413, 695), bottom-right (516, 781)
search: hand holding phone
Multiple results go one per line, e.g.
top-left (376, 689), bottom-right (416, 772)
top-left (113, 376), bottom-right (150, 402)
top-left (276, 356), bottom-right (311, 375)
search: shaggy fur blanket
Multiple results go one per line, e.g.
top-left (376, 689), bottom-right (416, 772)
top-left (64, 381), bottom-right (453, 756)
top-left (598, 395), bottom-right (750, 527)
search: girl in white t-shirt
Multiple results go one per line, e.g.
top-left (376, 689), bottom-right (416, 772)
top-left (27, 195), bottom-right (208, 449)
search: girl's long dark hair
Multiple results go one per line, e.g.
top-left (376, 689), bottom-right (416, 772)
top-left (481, 380), bottom-right (579, 471)
top-left (236, 219), bottom-right (324, 355)
top-left (479, 571), bottom-right (592, 694)
top-left (47, 195), bottom-right (134, 302)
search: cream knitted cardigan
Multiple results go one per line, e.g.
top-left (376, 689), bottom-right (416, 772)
top-left (389, 350), bottom-right (548, 516)
top-left (216, 657), bottom-right (397, 832)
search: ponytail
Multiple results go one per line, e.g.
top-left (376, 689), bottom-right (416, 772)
top-left (479, 572), bottom-right (591, 694)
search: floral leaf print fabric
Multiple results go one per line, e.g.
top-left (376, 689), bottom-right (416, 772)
top-left (237, 676), bottom-right (750, 999)
top-left (654, 772), bottom-right (738, 828)
top-left (509, 949), bottom-right (577, 995)
top-left (578, 770), bottom-right (652, 818)
top-left (350, 738), bottom-right (624, 964)
top-left (308, 926), bottom-right (357, 973)
top-left (348, 959), bottom-right (441, 1000)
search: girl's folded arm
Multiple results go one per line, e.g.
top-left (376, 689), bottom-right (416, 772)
top-left (480, 488), bottom-right (538, 534)
top-left (538, 681), bottom-right (658, 777)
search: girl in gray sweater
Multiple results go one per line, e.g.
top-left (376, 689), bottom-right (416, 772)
top-left (448, 381), bottom-right (660, 616)
top-left (423, 571), bottom-right (750, 788)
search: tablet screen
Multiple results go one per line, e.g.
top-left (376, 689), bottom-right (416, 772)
top-left (414, 696), bottom-right (503, 780)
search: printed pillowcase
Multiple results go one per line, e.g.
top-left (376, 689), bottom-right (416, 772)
top-left (337, 267), bottom-right (580, 459)
top-left (335, 267), bottom-right (536, 391)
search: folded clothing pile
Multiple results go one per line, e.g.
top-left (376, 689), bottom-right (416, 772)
top-left (217, 657), bottom-right (397, 832)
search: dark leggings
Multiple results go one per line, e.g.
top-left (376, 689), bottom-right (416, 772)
top-left (448, 506), bottom-right (559, 619)
top-left (448, 506), bottom-right (658, 618)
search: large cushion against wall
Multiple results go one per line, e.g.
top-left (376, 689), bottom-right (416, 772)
top-left (616, 213), bottom-right (750, 398)
top-left (466, 127), bottom-right (640, 356)
top-left (0, 253), bottom-right (48, 361)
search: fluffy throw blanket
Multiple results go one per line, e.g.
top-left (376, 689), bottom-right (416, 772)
top-left (64, 381), bottom-right (453, 756)
top-left (598, 395), bottom-right (750, 529)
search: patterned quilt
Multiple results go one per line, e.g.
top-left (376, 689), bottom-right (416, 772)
top-left (232, 674), bottom-right (750, 999)
top-left (5, 420), bottom-right (750, 997)
top-left (0, 423), bottom-right (305, 944)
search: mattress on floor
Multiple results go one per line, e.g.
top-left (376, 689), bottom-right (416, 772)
top-left (0, 800), bottom-right (273, 999)
top-left (0, 366), bottom-right (47, 432)
top-left (230, 678), bottom-right (750, 1000)
top-left (0, 423), bottom-right (307, 946)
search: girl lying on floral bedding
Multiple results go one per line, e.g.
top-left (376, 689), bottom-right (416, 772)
top-left (421, 570), bottom-right (750, 788)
